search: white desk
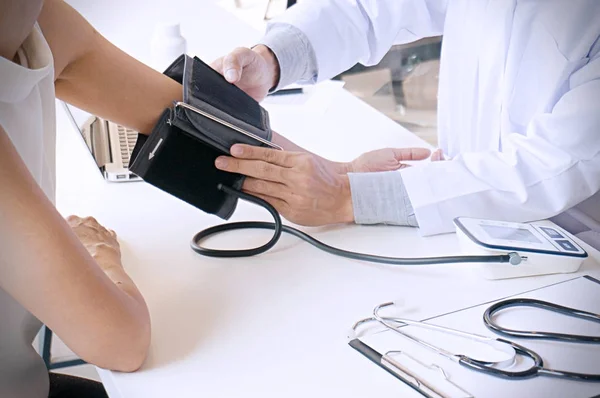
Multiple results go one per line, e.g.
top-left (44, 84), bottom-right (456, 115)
top-left (59, 1), bottom-right (600, 397)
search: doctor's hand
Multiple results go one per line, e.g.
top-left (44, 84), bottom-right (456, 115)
top-left (216, 145), bottom-right (352, 226)
top-left (211, 46), bottom-right (280, 102)
top-left (215, 145), bottom-right (432, 226)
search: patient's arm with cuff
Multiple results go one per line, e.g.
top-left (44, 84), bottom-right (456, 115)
top-left (39, 0), bottom-right (181, 135)
top-left (38, 0), bottom-right (354, 173)
top-left (39, 0), bottom-right (292, 151)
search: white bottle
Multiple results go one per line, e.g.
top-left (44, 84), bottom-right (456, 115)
top-left (150, 22), bottom-right (187, 72)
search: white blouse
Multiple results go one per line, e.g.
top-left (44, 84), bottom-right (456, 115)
top-left (0, 23), bottom-right (56, 398)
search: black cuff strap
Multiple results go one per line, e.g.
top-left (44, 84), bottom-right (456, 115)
top-left (129, 55), bottom-right (275, 219)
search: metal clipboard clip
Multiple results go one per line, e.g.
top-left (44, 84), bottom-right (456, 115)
top-left (382, 350), bottom-right (474, 398)
top-left (348, 317), bottom-right (473, 398)
top-left (173, 102), bottom-right (283, 151)
top-left (348, 337), bottom-right (473, 398)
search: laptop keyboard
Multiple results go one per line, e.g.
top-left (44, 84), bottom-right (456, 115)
top-left (117, 124), bottom-right (139, 168)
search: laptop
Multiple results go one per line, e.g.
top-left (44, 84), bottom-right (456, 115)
top-left (62, 102), bottom-right (141, 182)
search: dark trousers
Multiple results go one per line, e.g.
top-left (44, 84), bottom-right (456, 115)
top-left (49, 373), bottom-right (108, 398)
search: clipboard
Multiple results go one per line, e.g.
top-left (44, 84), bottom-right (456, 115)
top-left (350, 276), bottom-right (600, 398)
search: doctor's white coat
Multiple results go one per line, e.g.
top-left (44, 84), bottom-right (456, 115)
top-left (276, 0), bottom-right (600, 247)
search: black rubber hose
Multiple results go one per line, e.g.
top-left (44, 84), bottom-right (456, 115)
top-left (191, 185), bottom-right (517, 266)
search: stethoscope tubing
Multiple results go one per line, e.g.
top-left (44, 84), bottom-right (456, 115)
top-left (457, 338), bottom-right (544, 380)
top-left (483, 298), bottom-right (600, 343)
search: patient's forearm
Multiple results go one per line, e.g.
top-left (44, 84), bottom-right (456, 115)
top-left (100, 262), bottom-right (147, 307)
top-left (271, 131), bottom-right (308, 152)
top-left (272, 131), bottom-right (350, 172)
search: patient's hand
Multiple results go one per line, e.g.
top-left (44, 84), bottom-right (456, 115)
top-left (339, 147), bottom-right (432, 174)
top-left (68, 216), bottom-right (122, 270)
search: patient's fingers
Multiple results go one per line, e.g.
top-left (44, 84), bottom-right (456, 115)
top-left (431, 149), bottom-right (445, 162)
top-left (391, 148), bottom-right (431, 162)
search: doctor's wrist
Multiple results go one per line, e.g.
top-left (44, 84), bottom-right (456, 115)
top-left (253, 45), bottom-right (280, 91)
top-left (336, 175), bottom-right (355, 224)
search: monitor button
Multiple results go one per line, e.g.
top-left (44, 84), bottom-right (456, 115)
top-left (556, 240), bottom-right (578, 252)
top-left (540, 227), bottom-right (564, 239)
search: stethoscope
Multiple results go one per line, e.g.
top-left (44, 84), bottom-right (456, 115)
top-left (353, 299), bottom-right (600, 382)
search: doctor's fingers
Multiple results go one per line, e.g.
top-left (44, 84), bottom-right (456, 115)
top-left (242, 177), bottom-right (291, 201)
top-left (210, 57), bottom-right (224, 74)
top-left (229, 144), bottom-right (302, 167)
top-left (241, 190), bottom-right (291, 216)
top-left (221, 47), bottom-right (256, 83)
top-left (215, 157), bottom-right (290, 183)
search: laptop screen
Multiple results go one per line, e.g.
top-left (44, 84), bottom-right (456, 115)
top-left (62, 102), bottom-right (99, 162)
top-left (61, 102), bottom-right (140, 182)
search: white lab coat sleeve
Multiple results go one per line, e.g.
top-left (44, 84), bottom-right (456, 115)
top-left (401, 54), bottom-right (600, 236)
top-left (272, 0), bottom-right (448, 82)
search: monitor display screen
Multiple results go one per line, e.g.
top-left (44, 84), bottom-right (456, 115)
top-left (481, 225), bottom-right (541, 244)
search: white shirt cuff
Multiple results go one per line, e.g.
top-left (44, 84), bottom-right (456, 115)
top-left (258, 23), bottom-right (318, 90)
top-left (348, 171), bottom-right (418, 227)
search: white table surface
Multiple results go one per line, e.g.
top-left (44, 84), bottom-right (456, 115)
top-left (59, 1), bottom-right (600, 397)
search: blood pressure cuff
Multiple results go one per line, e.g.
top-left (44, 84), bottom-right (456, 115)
top-left (129, 55), bottom-right (274, 219)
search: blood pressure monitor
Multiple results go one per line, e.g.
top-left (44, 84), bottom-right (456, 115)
top-left (454, 217), bottom-right (587, 280)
